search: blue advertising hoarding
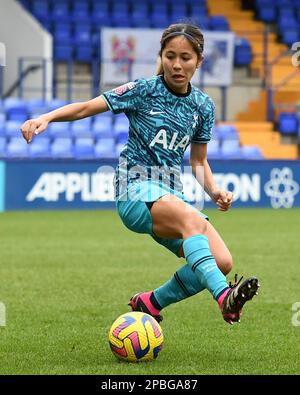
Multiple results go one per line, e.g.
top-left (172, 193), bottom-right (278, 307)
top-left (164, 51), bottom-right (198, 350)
top-left (3, 159), bottom-right (300, 211)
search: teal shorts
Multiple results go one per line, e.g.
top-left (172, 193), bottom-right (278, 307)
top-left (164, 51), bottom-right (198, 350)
top-left (116, 181), bottom-right (208, 257)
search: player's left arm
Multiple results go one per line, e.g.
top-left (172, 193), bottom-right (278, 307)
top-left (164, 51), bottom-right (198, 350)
top-left (189, 142), bottom-right (233, 211)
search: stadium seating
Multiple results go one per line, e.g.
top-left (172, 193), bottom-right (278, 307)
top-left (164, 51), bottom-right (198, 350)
top-left (7, 137), bottom-right (29, 158)
top-left (234, 38), bottom-right (253, 67)
top-left (28, 136), bottom-right (51, 158)
top-left (220, 139), bottom-right (243, 159)
top-left (17, 0), bottom-right (252, 67)
top-left (278, 112), bottom-right (299, 135)
top-left (73, 137), bottom-right (95, 159)
top-left (0, 97), bottom-right (269, 160)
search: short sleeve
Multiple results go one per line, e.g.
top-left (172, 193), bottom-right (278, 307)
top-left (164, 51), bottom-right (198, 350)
top-left (101, 79), bottom-right (147, 114)
top-left (191, 97), bottom-right (215, 144)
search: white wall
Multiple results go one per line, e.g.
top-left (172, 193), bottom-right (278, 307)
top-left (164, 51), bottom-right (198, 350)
top-left (0, 0), bottom-right (52, 99)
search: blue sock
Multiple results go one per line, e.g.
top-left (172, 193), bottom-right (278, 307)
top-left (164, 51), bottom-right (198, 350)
top-left (153, 264), bottom-right (205, 309)
top-left (183, 234), bottom-right (228, 300)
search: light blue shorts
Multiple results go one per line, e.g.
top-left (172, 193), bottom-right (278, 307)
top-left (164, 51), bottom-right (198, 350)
top-left (116, 181), bottom-right (208, 257)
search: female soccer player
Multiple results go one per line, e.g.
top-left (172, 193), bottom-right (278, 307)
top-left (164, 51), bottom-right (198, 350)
top-left (21, 23), bottom-right (259, 325)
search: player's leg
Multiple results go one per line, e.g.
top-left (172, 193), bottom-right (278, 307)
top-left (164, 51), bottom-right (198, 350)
top-left (178, 220), bottom-right (233, 273)
top-left (130, 194), bottom-right (259, 324)
top-left (152, 220), bottom-right (233, 311)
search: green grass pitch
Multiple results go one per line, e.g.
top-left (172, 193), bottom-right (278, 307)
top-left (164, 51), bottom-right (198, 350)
top-left (0, 208), bottom-right (300, 375)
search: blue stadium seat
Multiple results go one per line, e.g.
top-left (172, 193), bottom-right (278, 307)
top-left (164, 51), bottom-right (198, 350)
top-left (71, 0), bottom-right (90, 22)
top-left (273, 0), bottom-right (292, 6)
top-left (241, 145), bottom-right (264, 159)
top-left (6, 106), bottom-right (28, 122)
top-left (111, 0), bottom-right (129, 14)
top-left (54, 45), bottom-right (74, 61)
top-left (51, 2), bottom-right (71, 22)
top-left (278, 8), bottom-right (295, 18)
top-left (75, 44), bottom-right (94, 62)
top-left (278, 16), bottom-right (298, 31)
top-left (48, 122), bottom-right (72, 139)
top-left (234, 38), bottom-right (252, 66)
top-left (281, 29), bottom-right (299, 46)
top-left (27, 99), bottom-right (48, 114)
top-left (190, 16), bottom-right (210, 30)
top-left (111, 12), bottom-right (132, 28)
top-left (53, 22), bottom-right (73, 44)
top-left (131, 8), bottom-right (149, 27)
top-left (0, 137), bottom-right (6, 158)
top-left (93, 117), bottom-right (113, 138)
top-left (209, 16), bottom-right (229, 31)
top-left (31, 0), bottom-right (50, 20)
top-left (171, 4), bottom-right (188, 14)
top-left (0, 112), bottom-right (6, 124)
top-left (7, 137), bottom-right (29, 158)
top-left (28, 137), bottom-right (51, 158)
top-left (0, 122), bottom-right (5, 138)
top-left (73, 138), bottom-right (95, 159)
top-left (215, 125), bottom-right (239, 142)
top-left (132, 3), bottom-right (149, 14)
top-left (115, 142), bottom-right (126, 155)
top-left (150, 12), bottom-right (169, 28)
top-left (190, 4), bottom-right (207, 16)
top-left (51, 137), bottom-right (73, 158)
top-left (257, 6), bottom-right (276, 22)
top-left (5, 121), bottom-right (23, 138)
top-left (3, 97), bottom-right (26, 109)
top-left (278, 112), bottom-right (298, 134)
top-left (91, 9), bottom-right (111, 26)
top-left (221, 140), bottom-right (243, 159)
top-left (94, 137), bottom-right (116, 158)
top-left (114, 116), bottom-right (129, 135)
top-left (183, 146), bottom-right (190, 160)
top-left (207, 139), bottom-right (221, 159)
top-left (73, 24), bottom-right (92, 44)
top-left (71, 118), bottom-right (93, 138)
top-left (116, 131), bottom-right (128, 144)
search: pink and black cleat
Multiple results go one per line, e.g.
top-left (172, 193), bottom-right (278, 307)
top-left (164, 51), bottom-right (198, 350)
top-left (128, 291), bottom-right (163, 323)
top-left (218, 274), bottom-right (260, 325)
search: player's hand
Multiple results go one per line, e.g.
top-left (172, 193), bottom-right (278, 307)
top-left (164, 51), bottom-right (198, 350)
top-left (21, 117), bottom-right (49, 144)
top-left (211, 189), bottom-right (234, 212)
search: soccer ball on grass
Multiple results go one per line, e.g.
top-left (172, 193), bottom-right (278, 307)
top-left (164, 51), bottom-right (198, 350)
top-left (108, 311), bottom-right (164, 362)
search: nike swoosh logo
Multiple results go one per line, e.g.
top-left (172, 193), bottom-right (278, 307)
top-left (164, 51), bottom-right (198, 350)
top-left (150, 110), bottom-right (164, 115)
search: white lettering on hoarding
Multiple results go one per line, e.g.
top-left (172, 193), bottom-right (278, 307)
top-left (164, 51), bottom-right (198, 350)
top-left (213, 173), bottom-right (260, 202)
top-left (26, 171), bottom-right (261, 203)
top-left (26, 172), bottom-right (115, 202)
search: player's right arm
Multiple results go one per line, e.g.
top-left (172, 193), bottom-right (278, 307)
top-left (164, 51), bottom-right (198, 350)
top-left (21, 95), bottom-right (108, 143)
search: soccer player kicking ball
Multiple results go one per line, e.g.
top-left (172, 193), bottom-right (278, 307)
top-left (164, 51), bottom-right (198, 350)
top-left (21, 23), bottom-right (260, 326)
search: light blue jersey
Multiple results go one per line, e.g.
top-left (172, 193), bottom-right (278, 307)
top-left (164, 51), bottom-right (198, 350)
top-left (102, 75), bottom-right (215, 199)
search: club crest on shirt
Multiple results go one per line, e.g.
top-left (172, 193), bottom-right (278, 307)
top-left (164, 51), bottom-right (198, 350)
top-left (113, 82), bottom-right (136, 96)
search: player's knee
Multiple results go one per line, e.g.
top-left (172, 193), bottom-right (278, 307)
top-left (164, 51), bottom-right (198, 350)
top-left (181, 212), bottom-right (207, 238)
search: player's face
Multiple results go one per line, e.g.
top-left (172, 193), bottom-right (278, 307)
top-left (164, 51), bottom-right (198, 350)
top-left (161, 36), bottom-right (201, 94)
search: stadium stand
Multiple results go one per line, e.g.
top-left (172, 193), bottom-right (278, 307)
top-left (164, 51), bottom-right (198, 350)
top-left (1, 0), bottom-right (297, 160)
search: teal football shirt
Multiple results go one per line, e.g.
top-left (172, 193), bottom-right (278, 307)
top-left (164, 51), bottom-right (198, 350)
top-left (102, 75), bottom-right (215, 198)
